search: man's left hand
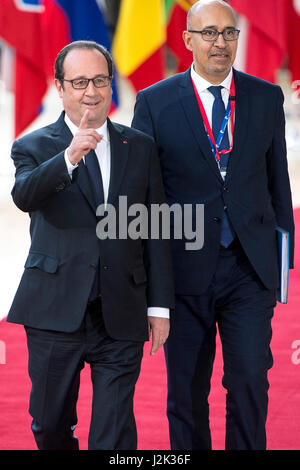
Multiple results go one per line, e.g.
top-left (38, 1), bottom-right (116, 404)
top-left (148, 316), bottom-right (170, 356)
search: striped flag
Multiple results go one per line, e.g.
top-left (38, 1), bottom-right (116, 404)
top-left (0, 0), bottom-right (50, 137)
top-left (166, 0), bottom-right (198, 72)
top-left (113, 0), bottom-right (166, 91)
top-left (0, 0), bottom-right (117, 137)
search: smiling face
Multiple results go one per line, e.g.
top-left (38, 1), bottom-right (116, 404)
top-left (183, 1), bottom-right (238, 84)
top-left (55, 48), bottom-right (112, 128)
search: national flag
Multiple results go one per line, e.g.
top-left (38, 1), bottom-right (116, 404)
top-left (53, 0), bottom-right (119, 112)
top-left (113, 0), bottom-right (166, 91)
top-left (0, 0), bottom-right (49, 137)
top-left (0, 0), bottom-right (117, 137)
top-left (166, 0), bottom-right (198, 72)
top-left (286, 0), bottom-right (300, 82)
top-left (230, 0), bottom-right (287, 83)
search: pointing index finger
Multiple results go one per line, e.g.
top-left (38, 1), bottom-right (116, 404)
top-left (79, 110), bottom-right (89, 129)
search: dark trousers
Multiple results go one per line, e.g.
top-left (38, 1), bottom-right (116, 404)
top-left (25, 299), bottom-right (144, 450)
top-left (164, 242), bottom-right (276, 450)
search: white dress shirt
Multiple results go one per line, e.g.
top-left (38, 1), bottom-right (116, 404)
top-left (190, 64), bottom-right (233, 146)
top-left (64, 113), bottom-right (169, 319)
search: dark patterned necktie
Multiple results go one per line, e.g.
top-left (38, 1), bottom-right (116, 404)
top-left (208, 86), bottom-right (235, 248)
top-left (85, 149), bottom-right (104, 207)
top-left (85, 149), bottom-right (104, 300)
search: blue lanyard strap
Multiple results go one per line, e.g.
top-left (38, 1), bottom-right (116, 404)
top-left (206, 100), bottom-right (231, 158)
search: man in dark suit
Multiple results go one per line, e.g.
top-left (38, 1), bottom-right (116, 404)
top-left (7, 40), bottom-right (174, 450)
top-left (132, 0), bottom-right (295, 450)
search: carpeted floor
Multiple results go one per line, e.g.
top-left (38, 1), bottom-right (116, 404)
top-left (0, 210), bottom-right (299, 451)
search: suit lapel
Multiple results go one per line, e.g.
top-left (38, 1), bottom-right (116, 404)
top-left (178, 69), bottom-right (250, 184)
top-left (178, 69), bottom-right (223, 183)
top-left (106, 119), bottom-right (130, 206)
top-left (51, 111), bottom-right (73, 152)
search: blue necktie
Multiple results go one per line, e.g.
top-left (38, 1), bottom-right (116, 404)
top-left (85, 150), bottom-right (104, 300)
top-left (208, 86), bottom-right (235, 248)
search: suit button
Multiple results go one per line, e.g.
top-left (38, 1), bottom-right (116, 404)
top-left (90, 263), bottom-right (97, 269)
top-left (213, 217), bottom-right (221, 222)
top-left (223, 185), bottom-right (229, 192)
top-left (103, 265), bottom-right (109, 270)
top-left (55, 182), bottom-right (66, 192)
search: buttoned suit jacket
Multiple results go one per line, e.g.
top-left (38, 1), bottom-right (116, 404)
top-left (132, 68), bottom-right (295, 294)
top-left (7, 112), bottom-right (174, 341)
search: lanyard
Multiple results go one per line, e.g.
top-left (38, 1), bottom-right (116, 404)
top-left (191, 77), bottom-right (236, 164)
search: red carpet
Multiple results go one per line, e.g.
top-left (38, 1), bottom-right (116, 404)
top-left (1, 210), bottom-right (299, 451)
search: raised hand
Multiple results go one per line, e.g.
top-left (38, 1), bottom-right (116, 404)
top-left (67, 110), bottom-right (103, 165)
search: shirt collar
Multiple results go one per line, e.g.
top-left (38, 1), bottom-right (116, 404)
top-left (190, 63), bottom-right (233, 93)
top-left (64, 112), bottom-right (109, 143)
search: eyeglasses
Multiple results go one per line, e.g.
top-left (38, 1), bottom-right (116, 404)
top-left (188, 28), bottom-right (240, 42)
top-left (61, 75), bottom-right (112, 89)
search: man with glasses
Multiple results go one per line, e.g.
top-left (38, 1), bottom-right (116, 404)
top-left (132, 0), bottom-right (294, 450)
top-left (7, 40), bottom-right (174, 450)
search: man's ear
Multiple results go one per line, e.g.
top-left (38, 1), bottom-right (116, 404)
top-left (54, 79), bottom-right (63, 99)
top-left (182, 30), bottom-right (193, 51)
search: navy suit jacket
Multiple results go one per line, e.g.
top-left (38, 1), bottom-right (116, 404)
top-left (7, 112), bottom-right (174, 340)
top-left (132, 68), bottom-right (295, 295)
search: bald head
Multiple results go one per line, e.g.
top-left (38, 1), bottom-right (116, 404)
top-left (187, 0), bottom-right (237, 29)
top-left (183, 0), bottom-right (239, 84)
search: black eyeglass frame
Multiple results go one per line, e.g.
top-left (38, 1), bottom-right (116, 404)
top-left (60, 75), bottom-right (112, 89)
top-left (187, 28), bottom-right (240, 42)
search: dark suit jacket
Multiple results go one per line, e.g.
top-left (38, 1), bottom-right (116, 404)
top-left (132, 68), bottom-right (295, 295)
top-left (7, 112), bottom-right (174, 341)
